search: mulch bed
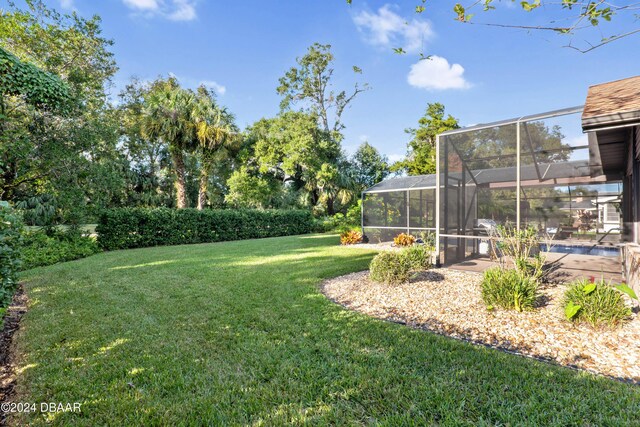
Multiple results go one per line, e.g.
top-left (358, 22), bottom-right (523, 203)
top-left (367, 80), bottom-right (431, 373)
top-left (0, 287), bottom-right (27, 426)
top-left (321, 269), bottom-right (640, 383)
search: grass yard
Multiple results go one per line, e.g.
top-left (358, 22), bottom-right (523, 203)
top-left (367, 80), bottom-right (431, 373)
top-left (13, 234), bottom-right (640, 425)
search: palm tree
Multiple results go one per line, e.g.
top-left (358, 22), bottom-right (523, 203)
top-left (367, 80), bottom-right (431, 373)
top-left (192, 86), bottom-right (238, 210)
top-left (316, 158), bottom-right (358, 215)
top-left (142, 78), bottom-right (195, 208)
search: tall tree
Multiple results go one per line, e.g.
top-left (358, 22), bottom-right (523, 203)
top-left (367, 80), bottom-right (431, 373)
top-left (119, 78), bottom-right (171, 206)
top-left (0, 1), bottom-right (120, 222)
top-left (277, 43), bottom-right (367, 134)
top-left (0, 46), bottom-right (70, 201)
top-left (275, 43), bottom-right (368, 214)
top-left (350, 142), bottom-right (390, 190)
top-left (142, 77), bottom-right (196, 209)
top-left (393, 103), bottom-right (459, 175)
top-left (248, 111), bottom-right (343, 213)
top-left (192, 86), bottom-right (238, 210)
top-left (142, 78), bottom-right (238, 209)
top-left (225, 167), bottom-right (281, 209)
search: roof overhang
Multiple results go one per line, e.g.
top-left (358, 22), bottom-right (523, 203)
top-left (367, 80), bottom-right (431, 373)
top-left (581, 75), bottom-right (640, 174)
top-left (582, 75), bottom-right (640, 132)
top-left (582, 111), bottom-right (640, 132)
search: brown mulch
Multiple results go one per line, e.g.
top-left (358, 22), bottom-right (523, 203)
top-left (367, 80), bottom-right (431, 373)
top-left (0, 287), bottom-right (27, 426)
top-left (321, 269), bottom-right (640, 383)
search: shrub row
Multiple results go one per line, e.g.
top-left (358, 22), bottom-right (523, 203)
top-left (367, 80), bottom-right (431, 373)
top-left (96, 208), bottom-right (315, 250)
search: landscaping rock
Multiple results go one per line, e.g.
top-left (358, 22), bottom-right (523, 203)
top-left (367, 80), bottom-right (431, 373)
top-left (321, 269), bottom-right (640, 383)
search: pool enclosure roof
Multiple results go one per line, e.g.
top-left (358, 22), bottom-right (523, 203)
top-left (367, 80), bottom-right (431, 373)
top-left (364, 174), bottom-right (436, 193)
top-left (363, 159), bottom-right (613, 194)
top-left (364, 104), bottom-right (623, 195)
top-left (439, 105), bottom-right (584, 136)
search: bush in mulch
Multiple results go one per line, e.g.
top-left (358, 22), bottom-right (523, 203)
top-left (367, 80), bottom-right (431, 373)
top-left (563, 279), bottom-right (633, 328)
top-left (370, 251), bottom-right (412, 285)
top-left (481, 267), bottom-right (538, 312)
top-left (402, 245), bottom-right (432, 271)
top-left (369, 245), bottom-right (433, 285)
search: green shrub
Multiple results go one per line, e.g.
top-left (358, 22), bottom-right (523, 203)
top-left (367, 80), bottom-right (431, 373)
top-left (403, 245), bottom-right (432, 271)
top-left (495, 225), bottom-right (546, 282)
top-left (315, 204), bottom-right (361, 233)
top-left (96, 208), bottom-right (315, 250)
top-left (313, 215), bottom-right (341, 233)
top-left (370, 251), bottom-right (412, 285)
top-left (369, 246), bottom-right (433, 285)
top-left (0, 202), bottom-right (24, 305)
top-left (563, 279), bottom-right (632, 327)
top-left (481, 267), bottom-right (538, 312)
top-left (20, 228), bottom-right (100, 270)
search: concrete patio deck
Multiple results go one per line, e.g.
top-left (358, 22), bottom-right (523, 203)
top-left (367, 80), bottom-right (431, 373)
top-left (446, 252), bottom-right (622, 283)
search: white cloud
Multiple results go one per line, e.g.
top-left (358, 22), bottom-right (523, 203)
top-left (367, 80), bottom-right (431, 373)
top-left (387, 153), bottom-right (405, 163)
top-left (123, 0), bottom-right (159, 10)
top-left (121, 0), bottom-right (197, 21)
top-left (168, 0), bottom-right (196, 21)
top-left (59, 0), bottom-right (75, 9)
top-left (359, 134), bottom-right (369, 142)
top-left (353, 5), bottom-right (433, 53)
top-left (407, 56), bottom-right (471, 90)
top-left (200, 80), bottom-right (226, 96)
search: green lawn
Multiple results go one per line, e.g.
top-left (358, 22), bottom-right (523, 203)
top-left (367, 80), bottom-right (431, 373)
top-left (13, 234), bottom-right (640, 425)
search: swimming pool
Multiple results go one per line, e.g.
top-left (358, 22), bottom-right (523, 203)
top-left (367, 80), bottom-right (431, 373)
top-left (539, 243), bottom-right (620, 257)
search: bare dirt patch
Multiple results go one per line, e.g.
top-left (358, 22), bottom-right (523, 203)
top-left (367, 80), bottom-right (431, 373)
top-left (321, 269), bottom-right (640, 383)
top-left (0, 287), bottom-right (27, 426)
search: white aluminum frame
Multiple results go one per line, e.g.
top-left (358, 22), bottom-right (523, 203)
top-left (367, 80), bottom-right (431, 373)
top-left (360, 105), bottom-right (602, 266)
top-left (435, 105), bottom-right (586, 265)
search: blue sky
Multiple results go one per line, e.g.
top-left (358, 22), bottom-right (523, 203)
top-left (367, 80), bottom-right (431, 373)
top-left (47, 0), bottom-right (640, 162)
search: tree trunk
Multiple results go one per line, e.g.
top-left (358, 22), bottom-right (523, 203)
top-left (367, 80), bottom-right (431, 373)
top-left (171, 149), bottom-right (188, 209)
top-left (310, 189), bottom-right (319, 207)
top-left (148, 149), bottom-right (157, 194)
top-left (326, 196), bottom-right (335, 216)
top-left (197, 164), bottom-right (209, 210)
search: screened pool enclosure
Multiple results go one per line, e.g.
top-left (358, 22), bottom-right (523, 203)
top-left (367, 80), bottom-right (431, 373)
top-left (362, 106), bottom-right (624, 265)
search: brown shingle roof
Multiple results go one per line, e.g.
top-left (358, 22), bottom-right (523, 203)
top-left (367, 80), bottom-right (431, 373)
top-left (582, 75), bottom-right (640, 129)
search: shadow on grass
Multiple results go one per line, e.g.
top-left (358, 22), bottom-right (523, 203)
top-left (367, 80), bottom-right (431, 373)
top-left (12, 234), bottom-right (640, 425)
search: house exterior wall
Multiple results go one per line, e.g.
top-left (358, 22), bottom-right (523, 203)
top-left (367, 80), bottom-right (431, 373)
top-left (622, 126), bottom-right (640, 297)
top-left (622, 244), bottom-right (640, 299)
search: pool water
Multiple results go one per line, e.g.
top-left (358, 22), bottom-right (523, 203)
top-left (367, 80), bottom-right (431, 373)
top-left (539, 243), bottom-right (619, 257)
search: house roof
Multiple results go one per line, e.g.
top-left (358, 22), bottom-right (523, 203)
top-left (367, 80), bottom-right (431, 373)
top-left (582, 75), bottom-right (640, 130)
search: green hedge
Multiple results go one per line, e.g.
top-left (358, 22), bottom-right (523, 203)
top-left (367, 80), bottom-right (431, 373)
top-left (96, 208), bottom-right (315, 250)
top-left (0, 201), bottom-right (23, 306)
top-left (21, 229), bottom-right (100, 270)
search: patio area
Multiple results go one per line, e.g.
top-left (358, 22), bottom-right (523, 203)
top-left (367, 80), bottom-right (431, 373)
top-left (446, 251), bottom-right (622, 283)
top-left (346, 240), bottom-right (623, 283)
top-left (360, 104), bottom-right (629, 284)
